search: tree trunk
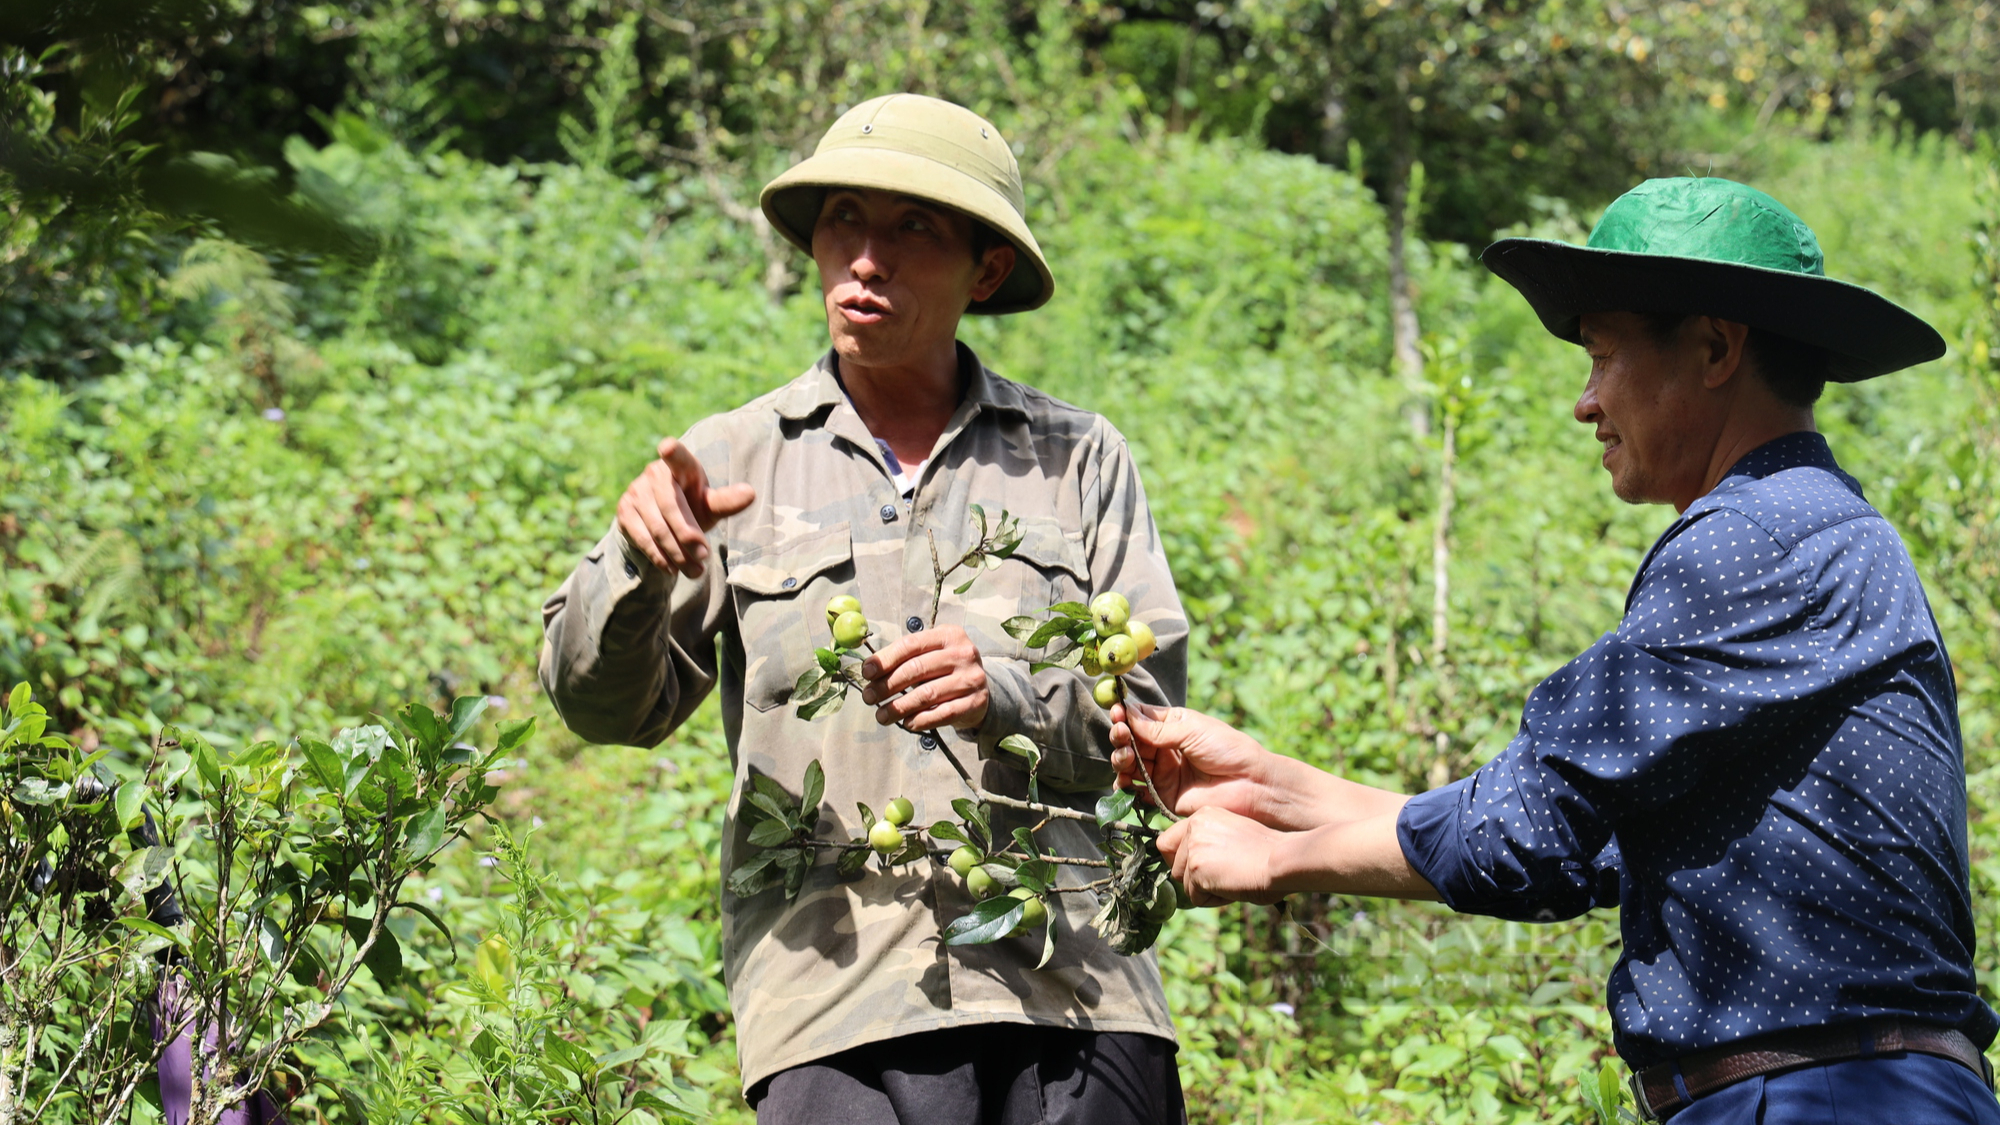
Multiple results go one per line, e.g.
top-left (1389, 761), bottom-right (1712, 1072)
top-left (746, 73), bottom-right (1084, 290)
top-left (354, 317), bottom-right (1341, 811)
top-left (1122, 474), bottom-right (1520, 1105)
top-left (1385, 68), bottom-right (1428, 435)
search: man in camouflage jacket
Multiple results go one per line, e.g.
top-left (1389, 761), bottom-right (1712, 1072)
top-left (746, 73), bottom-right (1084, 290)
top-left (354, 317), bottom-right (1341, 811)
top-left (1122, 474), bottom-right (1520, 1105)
top-left (539, 94), bottom-right (1189, 1124)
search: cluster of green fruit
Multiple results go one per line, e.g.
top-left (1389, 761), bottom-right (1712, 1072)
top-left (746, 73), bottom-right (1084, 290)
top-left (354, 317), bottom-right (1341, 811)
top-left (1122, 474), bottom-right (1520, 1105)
top-left (1079, 592), bottom-right (1155, 709)
top-left (825, 594), bottom-right (870, 649)
top-left (945, 842), bottom-right (1047, 936)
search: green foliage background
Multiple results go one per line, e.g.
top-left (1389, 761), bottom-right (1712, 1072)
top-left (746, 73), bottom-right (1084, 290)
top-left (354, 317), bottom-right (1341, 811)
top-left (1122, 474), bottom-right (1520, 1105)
top-left (4, 2), bottom-right (1999, 1121)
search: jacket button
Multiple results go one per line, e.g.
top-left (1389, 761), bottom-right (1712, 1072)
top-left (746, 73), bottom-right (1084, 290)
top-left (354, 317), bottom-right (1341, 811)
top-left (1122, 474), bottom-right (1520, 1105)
top-left (918, 733), bottom-right (939, 751)
top-left (880, 504), bottom-right (898, 523)
top-left (781, 577), bottom-right (798, 589)
top-left (623, 560), bottom-right (639, 579)
top-left (906, 616), bottom-right (924, 633)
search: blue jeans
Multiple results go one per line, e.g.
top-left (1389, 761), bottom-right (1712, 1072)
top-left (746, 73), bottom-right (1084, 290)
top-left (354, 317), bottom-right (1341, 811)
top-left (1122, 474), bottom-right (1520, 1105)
top-left (1674, 1053), bottom-right (2000, 1124)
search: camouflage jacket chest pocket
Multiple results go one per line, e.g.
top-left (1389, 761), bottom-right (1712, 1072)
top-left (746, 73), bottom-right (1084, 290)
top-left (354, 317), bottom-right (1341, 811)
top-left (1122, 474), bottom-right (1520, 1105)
top-left (725, 523), bottom-right (854, 713)
top-left (971, 516), bottom-right (1089, 657)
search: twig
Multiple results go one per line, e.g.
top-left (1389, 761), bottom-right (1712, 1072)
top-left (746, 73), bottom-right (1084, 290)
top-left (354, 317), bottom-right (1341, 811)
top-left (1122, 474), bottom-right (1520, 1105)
top-left (1129, 751), bottom-right (1181, 824)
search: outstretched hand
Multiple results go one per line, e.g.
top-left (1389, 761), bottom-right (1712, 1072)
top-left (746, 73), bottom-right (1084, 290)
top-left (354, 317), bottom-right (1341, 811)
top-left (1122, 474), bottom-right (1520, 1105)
top-left (1156, 807), bottom-right (1290, 907)
top-left (616, 437), bottom-right (756, 579)
top-left (1108, 700), bottom-right (1282, 824)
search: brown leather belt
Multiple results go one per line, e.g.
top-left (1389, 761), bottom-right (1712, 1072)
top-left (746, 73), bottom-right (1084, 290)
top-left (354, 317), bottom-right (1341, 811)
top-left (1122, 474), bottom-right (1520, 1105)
top-left (1630, 1018), bottom-right (1995, 1121)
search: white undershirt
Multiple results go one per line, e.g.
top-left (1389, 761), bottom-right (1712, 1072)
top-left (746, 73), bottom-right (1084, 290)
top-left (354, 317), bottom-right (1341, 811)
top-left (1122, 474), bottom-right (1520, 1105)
top-left (875, 438), bottom-right (926, 502)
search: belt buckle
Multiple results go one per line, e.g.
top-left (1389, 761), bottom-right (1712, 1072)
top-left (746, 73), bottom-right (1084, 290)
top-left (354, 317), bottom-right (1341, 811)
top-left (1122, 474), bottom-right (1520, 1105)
top-left (1628, 1068), bottom-right (1660, 1122)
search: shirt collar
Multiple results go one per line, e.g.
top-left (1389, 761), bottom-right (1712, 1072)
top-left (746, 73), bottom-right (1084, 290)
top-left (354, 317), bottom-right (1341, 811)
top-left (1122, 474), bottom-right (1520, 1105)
top-left (771, 342), bottom-right (1030, 423)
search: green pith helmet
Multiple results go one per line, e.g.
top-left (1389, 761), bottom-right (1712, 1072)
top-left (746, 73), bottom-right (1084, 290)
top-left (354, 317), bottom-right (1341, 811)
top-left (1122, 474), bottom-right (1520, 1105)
top-left (759, 94), bottom-right (1054, 315)
top-left (1481, 177), bottom-right (1945, 382)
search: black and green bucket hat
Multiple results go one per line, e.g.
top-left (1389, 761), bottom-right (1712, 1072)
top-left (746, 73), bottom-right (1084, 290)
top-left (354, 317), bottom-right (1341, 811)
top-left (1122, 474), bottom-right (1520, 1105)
top-left (1481, 177), bottom-right (1945, 382)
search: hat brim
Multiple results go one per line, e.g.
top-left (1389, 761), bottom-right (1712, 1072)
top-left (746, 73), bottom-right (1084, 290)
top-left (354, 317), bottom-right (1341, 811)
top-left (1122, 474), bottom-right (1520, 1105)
top-left (759, 146), bottom-right (1054, 315)
top-left (1480, 238), bottom-right (1946, 382)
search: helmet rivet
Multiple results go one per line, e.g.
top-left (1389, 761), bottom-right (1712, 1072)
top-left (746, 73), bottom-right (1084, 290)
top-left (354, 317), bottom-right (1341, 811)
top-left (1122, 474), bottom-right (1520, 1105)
top-left (981, 127), bottom-right (989, 138)
top-left (861, 123), bottom-right (873, 134)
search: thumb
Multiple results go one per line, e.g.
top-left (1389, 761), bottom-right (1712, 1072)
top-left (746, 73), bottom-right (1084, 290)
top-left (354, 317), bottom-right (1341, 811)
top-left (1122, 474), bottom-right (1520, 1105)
top-left (1155, 817), bottom-right (1188, 864)
top-left (1122, 699), bottom-right (1181, 748)
top-left (701, 482), bottom-right (756, 523)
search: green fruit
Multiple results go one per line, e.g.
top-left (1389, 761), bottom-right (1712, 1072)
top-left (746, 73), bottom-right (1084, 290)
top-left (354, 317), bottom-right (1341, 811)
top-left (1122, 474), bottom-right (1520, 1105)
top-left (949, 846), bottom-right (982, 877)
top-left (825, 594), bottom-right (862, 626)
top-left (1098, 633), bottom-right (1139, 676)
top-left (1093, 675), bottom-right (1125, 709)
top-left (884, 797), bottom-right (915, 826)
top-left (868, 820), bottom-right (903, 854)
top-left (1090, 591), bottom-right (1131, 635)
top-left (1173, 876), bottom-right (1194, 910)
top-left (1126, 619), bottom-right (1157, 662)
top-left (1008, 887), bottom-right (1048, 934)
top-left (832, 610), bottom-right (871, 649)
top-left (966, 867), bottom-right (1000, 900)
top-left (1144, 878), bottom-right (1179, 923)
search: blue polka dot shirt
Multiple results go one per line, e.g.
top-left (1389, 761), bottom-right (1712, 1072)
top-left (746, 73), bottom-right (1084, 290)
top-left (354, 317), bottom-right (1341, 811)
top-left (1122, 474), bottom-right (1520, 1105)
top-left (1398, 432), bottom-right (1997, 1067)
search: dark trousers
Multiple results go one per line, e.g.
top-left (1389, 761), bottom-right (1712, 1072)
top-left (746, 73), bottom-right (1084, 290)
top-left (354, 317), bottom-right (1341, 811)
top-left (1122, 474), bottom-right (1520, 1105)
top-left (749, 1024), bottom-right (1187, 1125)
top-left (1675, 1053), bottom-right (2000, 1124)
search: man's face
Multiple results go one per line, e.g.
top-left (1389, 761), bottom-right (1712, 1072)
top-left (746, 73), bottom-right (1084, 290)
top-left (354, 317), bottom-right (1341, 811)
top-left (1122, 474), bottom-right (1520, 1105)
top-left (810, 188), bottom-right (1015, 372)
top-left (1574, 311), bottom-right (1729, 510)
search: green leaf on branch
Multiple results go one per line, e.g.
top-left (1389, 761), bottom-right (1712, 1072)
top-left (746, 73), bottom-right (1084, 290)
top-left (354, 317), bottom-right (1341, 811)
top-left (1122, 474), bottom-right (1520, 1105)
top-left (544, 1034), bottom-right (597, 1079)
top-left (399, 704), bottom-right (447, 756)
top-left (116, 844), bottom-right (174, 899)
top-left (775, 847), bottom-right (808, 899)
top-left (942, 896), bottom-right (1027, 946)
top-left (951, 798), bottom-right (991, 850)
top-left (447, 694), bottom-right (489, 745)
top-left (836, 844), bottom-right (872, 877)
top-left (729, 853), bottom-right (781, 900)
top-left (192, 736), bottom-right (223, 790)
top-left (404, 804), bottom-right (447, 857)
top-left (1002, 615), bottom-right (1042, 641)
top-left (1029, 642), bottom-right (1085, 674)
top-left (300, 738), bottom-right (344, 793)
top-left (341, 918), bottom-right (403, 986)
top-left (747, 819), bottom-right (797, 847)
top-left (394, 899), bottom-right (455, 951)
top-left (815, 648), bottom-right (842, 673)
top-left (1096, 788), bottom-right (1138, 828)
top-left (727, 853), bottom-right (779, 898)
top-left (495, 717), bottom-right (536, 756)
top-left (889, 833), bottom-right (928, 866)
top-left (1025, 617), bottom-right (1077, 649)
top-left (953, 575), bottom-right (979, 594)
top-left (257, 915), bottom-right (287, 965)
top-left (113, 780), bottom-right (149, 830)
top-left (1047, 601), bottom-right (1092, 620)
top-left (927, 821), bottom-right (967, 846)
top-left (1014, 859), bottom-right (1056, 894)
top-left (1012, 827), bottom-right (1041, 859)
top-left (796, 679), bottom-right (848, 720)
top-left (801, 759), bottom-right (825, 820)
top-left (116, 917), bottom-right (185, 946)
top-left (1036, 911), bottom-right (1058, 970)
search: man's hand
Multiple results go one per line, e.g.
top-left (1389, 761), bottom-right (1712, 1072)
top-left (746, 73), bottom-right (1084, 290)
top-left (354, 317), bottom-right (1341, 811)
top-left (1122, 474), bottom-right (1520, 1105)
top-left (1156, 807), bottom-right (1288, 907)
top-left (616, 438), bottom-right (756, 579)
top-left (1108, 701), bottom-right (1284, 824)
top-left (860, 626), bottom-right (990, 731)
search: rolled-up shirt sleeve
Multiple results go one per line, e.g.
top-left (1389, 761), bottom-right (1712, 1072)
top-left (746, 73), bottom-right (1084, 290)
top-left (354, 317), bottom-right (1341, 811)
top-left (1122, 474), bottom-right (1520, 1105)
top-left (1399, 507), bottom-right (1830, 921)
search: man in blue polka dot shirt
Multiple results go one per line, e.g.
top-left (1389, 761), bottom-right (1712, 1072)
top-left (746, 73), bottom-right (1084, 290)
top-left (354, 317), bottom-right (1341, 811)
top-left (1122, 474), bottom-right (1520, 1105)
top-left (1108, 178), bottom-right (2000, 1123)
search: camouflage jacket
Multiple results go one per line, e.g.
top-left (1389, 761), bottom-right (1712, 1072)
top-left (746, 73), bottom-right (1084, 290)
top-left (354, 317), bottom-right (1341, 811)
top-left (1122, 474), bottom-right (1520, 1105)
top-left (538, 345), bottom-right (1188, 1088)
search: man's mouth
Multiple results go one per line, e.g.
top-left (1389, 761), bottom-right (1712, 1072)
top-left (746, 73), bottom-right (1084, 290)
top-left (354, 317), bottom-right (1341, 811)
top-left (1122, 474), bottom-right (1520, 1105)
top-left (837, 294), bottom-right (892, 324)
top-left (1599, 435), bottom-right (1622, 466)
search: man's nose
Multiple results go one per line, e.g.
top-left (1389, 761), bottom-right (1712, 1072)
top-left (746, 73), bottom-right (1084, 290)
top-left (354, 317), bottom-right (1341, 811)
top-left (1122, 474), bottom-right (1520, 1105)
top-left (1573, 379), bottom-right (1601, 425)
top-left (851, 234), bottom-right (890, 281)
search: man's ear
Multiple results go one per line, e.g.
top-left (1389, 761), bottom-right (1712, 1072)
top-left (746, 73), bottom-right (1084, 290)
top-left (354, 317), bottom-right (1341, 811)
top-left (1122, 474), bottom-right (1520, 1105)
top-left (969, 243), bottom-right (1017, 304)
top-left (1698, 317), bottom-right (1752, 390)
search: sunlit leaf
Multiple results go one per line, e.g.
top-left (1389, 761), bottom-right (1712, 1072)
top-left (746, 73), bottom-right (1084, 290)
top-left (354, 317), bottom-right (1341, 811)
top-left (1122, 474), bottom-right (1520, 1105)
top-left (1095, 788), bottom-right (1138, 828)
top-left (943, 896), bottom-right (1026, 945)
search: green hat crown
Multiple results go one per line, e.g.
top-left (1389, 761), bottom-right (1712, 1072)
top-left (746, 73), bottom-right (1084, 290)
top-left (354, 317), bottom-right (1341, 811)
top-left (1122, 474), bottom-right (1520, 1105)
top-left (1588, 178), bottom-right (1826, 278)
top-left (1480, 175), bottom-right (1945, 382)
